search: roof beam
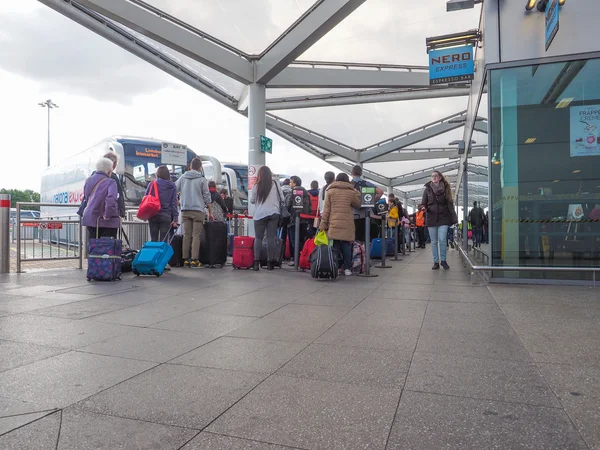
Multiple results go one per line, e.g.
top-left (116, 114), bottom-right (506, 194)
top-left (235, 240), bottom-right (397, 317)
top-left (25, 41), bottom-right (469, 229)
top-left (467, 164), bottom-right (489, 177)
top-left (39, 0), bottom-right (238, 108)
top-left (267, 66), bottom-right (430, 89)
top-left (474, 120), bottom-right (488, 134)
top-left (75, 0), bottom-right (253, 83)
top-left (265, 115), bottom-right (357, 162)
top-left (390, 161), bottom-right (460, 187)
top-left (360, 111), bottom-right (467, 163)
top-left (265, 86), bottom-right (471, 110)
top-left (267, 128), bottom-right (329, 162)
top-left (363, 146), bottom-right (488, 163)
top-left (256, 0), bottom-right (367, 83)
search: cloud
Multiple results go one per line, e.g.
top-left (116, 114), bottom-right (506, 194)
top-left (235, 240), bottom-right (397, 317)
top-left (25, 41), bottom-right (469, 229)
top-left (0, 4), bottom-right (175, 103)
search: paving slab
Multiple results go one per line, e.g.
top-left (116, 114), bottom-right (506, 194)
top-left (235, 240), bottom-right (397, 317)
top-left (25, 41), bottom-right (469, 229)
top-left (80, 328), bottom-right (215, 363)
top-left (0, 339), bottom-right (67, 373)
top-left (207, 375), bottom-right (400, 450)
top-left (56, 408), bottom-right (197, 450)
top-left (228, 304), bottom-right (349, 343)
top-left (0, 411), bottom-right (60, 450)
top-left (316, 321), bottom-right (421, 352)
top-left (516, 330), bottom-right (600, 366)
top-left (0, 314), bottom-right (137, 349)
top-left (200, 297), bottom-right (292, 318)
top-left (0, 411), bottom-right (55, 436)
top-left (0, 351), bottom-right (155, 409)
top-left (25, 298), bottom-right (136, 320)
top-left (182, 432), bottom-right (297, 450)
top-left (76, 364), bottom-right (266, 429)
top-left (387, 391), bottom-right (588, 450)
top-left (416, 327), bottom-right (532, 361)
top-left (171, 337), bottom-right (306, 374)
top-left (278, 343), bottom-right (411, 388)
top-left (366, 288), bottom-right (431, 301)
top-left (429, 290), bottom-right (495, 303)
top-left (293, 292), bottom-right (366, 308)
top-left (539, 363), bottom-right (600, 450)
top-left (151, 311), bottom-right (257, 337)
top-left (406, 352), bottom-right (560, 407)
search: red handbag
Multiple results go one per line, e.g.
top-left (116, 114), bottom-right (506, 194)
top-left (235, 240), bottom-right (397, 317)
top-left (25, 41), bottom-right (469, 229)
top-left (137, 181), bottom-right (161, 220)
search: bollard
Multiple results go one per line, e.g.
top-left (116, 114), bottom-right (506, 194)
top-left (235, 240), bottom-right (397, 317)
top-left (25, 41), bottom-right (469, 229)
top-left (0, 194), bottom-right (10, 273)
top-left (358, 215), bottom-right (378, 278)
top-left (407, 225), bottom-right (413, 253)
top-left (234, 214), bottom-right (239, 237)
top-left (374, 216), bottom-right (392, 269)
top-left (294, 216), bottom-right (300, 270)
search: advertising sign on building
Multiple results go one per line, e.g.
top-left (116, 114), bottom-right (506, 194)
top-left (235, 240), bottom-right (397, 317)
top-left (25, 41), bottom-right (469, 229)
top-left (428, 44), bottom-right (474, 85)
top-left (570, 105), bottom-right (600, 157)
top-left (161, 142), bottom-right (187, 166)
top-left (545, 0), bottom-right (559, 51)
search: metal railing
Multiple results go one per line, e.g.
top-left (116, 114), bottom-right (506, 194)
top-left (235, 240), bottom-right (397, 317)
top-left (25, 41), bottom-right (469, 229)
top-left (16, 202), bottom-right (83, 273)
top-left (456, 243), bottom-right (598, 287)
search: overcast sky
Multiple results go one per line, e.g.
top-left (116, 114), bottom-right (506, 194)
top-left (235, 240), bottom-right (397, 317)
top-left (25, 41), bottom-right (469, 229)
top-left (0, 0), bottom-right (482, 195)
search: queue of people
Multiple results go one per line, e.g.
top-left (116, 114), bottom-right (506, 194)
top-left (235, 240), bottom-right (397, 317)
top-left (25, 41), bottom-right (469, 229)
top-left (80, 154), bottom-right (462, 277)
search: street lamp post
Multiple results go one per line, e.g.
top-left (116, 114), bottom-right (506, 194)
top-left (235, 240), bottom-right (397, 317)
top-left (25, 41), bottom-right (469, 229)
top-left (39, 99), bottom-right (58, 167)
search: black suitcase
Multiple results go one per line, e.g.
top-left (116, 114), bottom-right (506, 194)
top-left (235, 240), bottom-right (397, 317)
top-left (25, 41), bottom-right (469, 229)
top-left (259, 236), bottom-right (283, 268)
top-left (169, 234), bottom-right (184, 267)
top-left (199, 221), bottom-right (228, 267)
top-left (310, 244), bottom-right (339, 280)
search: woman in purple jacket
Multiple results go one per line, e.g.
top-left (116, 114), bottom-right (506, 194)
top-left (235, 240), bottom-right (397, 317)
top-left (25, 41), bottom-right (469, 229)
top-left (146, 165), bottom-right (179, 242)
top-left (82, 158), bottom-right (120, 240)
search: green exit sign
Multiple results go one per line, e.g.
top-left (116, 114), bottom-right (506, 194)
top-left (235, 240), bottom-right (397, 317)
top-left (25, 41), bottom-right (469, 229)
top-left (260, 135), bottom-right (273, 154)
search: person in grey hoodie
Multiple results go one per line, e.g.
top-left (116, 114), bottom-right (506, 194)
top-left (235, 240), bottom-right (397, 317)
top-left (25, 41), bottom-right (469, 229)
top-left (175, 158), bottom-right (213, 268)
top-left (146, 165), bottom-right (179, 242)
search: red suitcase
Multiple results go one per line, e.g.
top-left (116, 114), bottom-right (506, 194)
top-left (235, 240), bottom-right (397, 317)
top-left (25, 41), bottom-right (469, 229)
top-left (232, 236), bottom-right (255, 269)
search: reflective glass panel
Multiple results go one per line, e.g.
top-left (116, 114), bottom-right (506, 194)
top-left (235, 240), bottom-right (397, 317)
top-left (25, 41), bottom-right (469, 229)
top-left (490, 58), bottom-right (600, 282)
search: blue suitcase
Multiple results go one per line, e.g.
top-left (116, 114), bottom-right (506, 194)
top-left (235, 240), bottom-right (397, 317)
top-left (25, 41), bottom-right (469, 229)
top-left (370, 238), bottom-right (395, 259)
top-left (132, 241), bottom-right (174, 277)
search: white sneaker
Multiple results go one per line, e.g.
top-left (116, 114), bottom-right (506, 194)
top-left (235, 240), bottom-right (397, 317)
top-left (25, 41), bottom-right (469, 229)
top-left (288, 261), bottom-right (295, 267)
top-left (344, 269), bottom-right (352, 276)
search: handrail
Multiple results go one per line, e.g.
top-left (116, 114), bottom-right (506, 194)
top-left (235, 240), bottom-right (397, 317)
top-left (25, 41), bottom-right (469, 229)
top-left (457, 244), bottom-right (598, 287)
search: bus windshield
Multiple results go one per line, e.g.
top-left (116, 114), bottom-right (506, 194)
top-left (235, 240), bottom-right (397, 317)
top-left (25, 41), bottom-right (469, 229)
top-left (121, 142), bottom-right (193, 204)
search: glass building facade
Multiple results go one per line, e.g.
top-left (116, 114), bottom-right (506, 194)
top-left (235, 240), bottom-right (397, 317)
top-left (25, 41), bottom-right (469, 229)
top-left (489, 56), bottom-right (600, 282)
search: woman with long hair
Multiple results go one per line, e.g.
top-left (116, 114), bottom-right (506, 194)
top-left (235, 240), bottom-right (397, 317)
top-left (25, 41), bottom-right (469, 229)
top-left (421, 170), bottom-right (457, 270)
top-left (249, 165), bottom-right (284, 271)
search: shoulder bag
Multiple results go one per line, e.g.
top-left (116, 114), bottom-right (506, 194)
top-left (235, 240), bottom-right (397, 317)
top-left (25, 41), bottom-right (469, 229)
top-left (137, 181), bottom-right (161, 220)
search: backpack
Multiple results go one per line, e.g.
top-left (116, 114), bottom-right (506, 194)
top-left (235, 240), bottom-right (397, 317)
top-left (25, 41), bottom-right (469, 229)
top-left (299, 238), bottom-right (317, 270)
top-left (310, 244), bottom-right (339, 280)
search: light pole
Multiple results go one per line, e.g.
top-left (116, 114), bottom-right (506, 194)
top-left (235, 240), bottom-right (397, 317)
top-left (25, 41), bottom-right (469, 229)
top-left (39, 99), bottom-right (58, 167)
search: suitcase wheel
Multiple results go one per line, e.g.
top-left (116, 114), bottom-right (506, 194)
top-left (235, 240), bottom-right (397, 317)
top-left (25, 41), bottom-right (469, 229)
top-left (133, 270), bottom-right (140, 276)
top-left (232, 264), bottom-right (237, 270)
top-left (87, 278), bottom-right (91, 282)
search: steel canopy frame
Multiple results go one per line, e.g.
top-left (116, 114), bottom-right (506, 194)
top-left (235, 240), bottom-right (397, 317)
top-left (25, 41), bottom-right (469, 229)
top-left (266, 66), bottom-right (430, 89)
top-left (265, 86), bottom-right (472, 110)
top-left (256, 0), bottom-right (367, 83)
top-left (75, 0), bottom-right (254, 83)
top-left (390, 161), bottom-right (460, 187)
top-left (360, 111), bottom-right (468, 163)
top-left (364, 145), bottom-right (488, 162)
top-left (39, 0), bottom-right (239, 108)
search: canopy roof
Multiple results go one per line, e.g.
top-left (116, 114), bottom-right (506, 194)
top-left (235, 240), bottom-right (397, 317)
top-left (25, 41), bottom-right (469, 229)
top-left (38, 0), bottom-right (486, 203)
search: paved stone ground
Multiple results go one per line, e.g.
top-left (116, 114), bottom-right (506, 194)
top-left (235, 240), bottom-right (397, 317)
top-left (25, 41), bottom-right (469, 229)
top-left (0, 247), bottom-right (598, 449)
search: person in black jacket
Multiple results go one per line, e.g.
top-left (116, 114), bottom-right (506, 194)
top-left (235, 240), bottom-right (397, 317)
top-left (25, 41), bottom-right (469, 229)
top-left (220, 189), bottom-right (234, 215)
top-left (285, 176), bottom-right (311, 266)
top-left (468, 201), bottom-right (486, 248)
top-left (208, 181), bottom-right (228, 222)
top-left (421, 170), bottom-right (456, 270)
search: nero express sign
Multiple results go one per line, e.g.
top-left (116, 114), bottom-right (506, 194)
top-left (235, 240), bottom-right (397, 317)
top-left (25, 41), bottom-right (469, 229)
top-left (428, 44), bottom-right (474, 85)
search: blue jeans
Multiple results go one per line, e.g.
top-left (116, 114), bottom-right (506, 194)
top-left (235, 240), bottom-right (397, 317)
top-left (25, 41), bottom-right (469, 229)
top-left (429, 225), bottom-right (449, 263)
top-left (333, 240), bottom-right (352, 270)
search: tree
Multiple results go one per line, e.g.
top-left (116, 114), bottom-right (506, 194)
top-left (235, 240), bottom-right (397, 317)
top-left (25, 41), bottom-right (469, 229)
top-left (0, 189), bottom-right (41, 211)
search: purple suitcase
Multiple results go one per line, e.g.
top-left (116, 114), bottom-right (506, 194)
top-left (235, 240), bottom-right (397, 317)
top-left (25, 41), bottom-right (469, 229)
top-left (87, 238), bottom-right (123, 281)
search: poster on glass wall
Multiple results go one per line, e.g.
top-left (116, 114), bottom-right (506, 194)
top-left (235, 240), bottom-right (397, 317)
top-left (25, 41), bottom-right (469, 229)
top-left (570, 105), bottom-right (600, 157)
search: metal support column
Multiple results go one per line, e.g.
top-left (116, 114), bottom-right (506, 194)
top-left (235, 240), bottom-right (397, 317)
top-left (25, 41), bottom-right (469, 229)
top-left (0, 194), bottom-right (10, 273)
top-left (294, 216), bottom-right (300, 270)
top-left (374, 216), bottom-right (392, 269)
top-left (462, 161), bottom-right (469, 252)
top-left (248, 82), bottom-right (266, 237)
